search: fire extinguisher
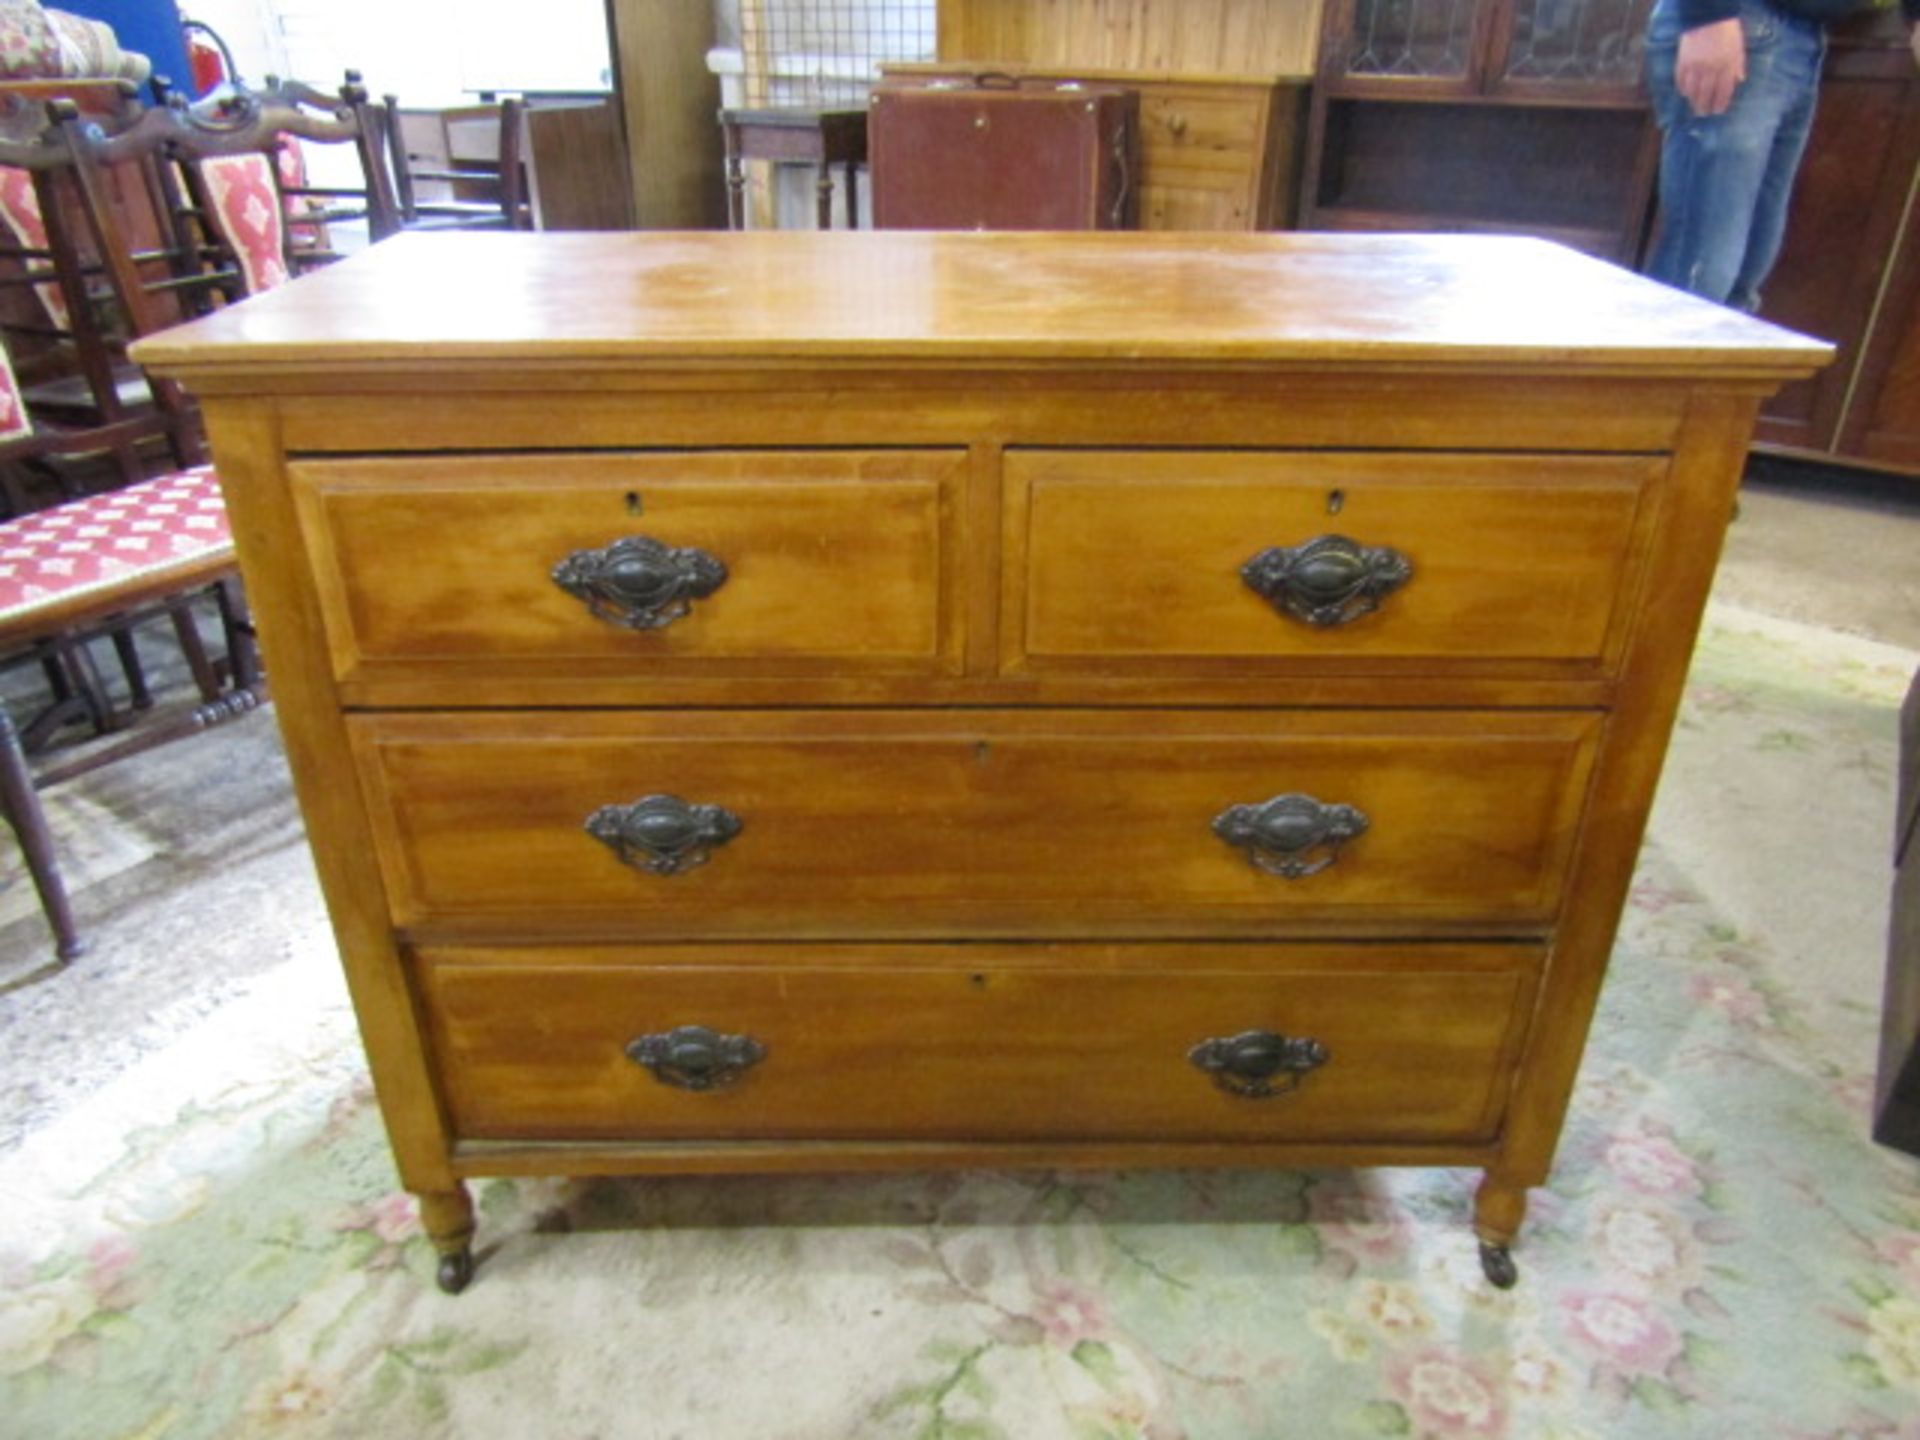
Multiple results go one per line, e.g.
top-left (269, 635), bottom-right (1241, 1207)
top-left (181, 18), bottom-right (236, 95)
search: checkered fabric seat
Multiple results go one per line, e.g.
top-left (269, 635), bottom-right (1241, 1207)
top-left (0, 465), bottom-right (233, 641)
top-left (0, 344), bottom-right (258, 964)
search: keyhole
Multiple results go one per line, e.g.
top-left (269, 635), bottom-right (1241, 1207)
top-left (624, 491), bottom-right (643, 516)
top-left (969, 973), bottom-right (988, 989)
top-left (974, 741), bottom-right (991, 764)
top-left (1326, 488), bottom-right (1345, 516)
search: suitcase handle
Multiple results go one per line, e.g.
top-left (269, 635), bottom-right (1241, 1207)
top-left (1110, 119), bottom-right (1135, 229)
top-left (922, 71), bottom-right (1019, 91)
top-left (922, 72), bottom-right (1091, 95)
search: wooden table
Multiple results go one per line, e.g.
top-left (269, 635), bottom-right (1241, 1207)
top-left (719, 107), bottom-right (868, 230)
top-left (135, 231), bottom-right (1827, 1293)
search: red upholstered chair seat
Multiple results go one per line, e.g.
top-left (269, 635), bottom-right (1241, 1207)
top-left (0, 465), bottom-right (232, 638)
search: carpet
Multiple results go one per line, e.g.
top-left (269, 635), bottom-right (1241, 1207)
top-left (1, 601), bottom-right (1916, 1440)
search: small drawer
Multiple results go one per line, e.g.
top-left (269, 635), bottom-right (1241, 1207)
top-left (1138, 90), bottom-right (1266, 174)
top-left (417, 942), bottom-right (1541, 1144)
top-left (1006, 449), bottom-right (1658, 676)
top-left (291, 450), bottom-right (965, 684)
top-left (351, 708), bottom-right (1599, 938)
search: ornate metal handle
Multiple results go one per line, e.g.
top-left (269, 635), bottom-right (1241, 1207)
top-left (1241, 534), bottom-right (1412, 627)
top-left (586, 794), bottom-right (742, 876)
top-left (1212, 793), bottom-right (1369, 878)
top-left (1189, 1029), bottom-right (1329, 1098)
top-left (627, 1024), bottom-right (767, 1091)
top-left (552, 535), bottom-right (728, 630)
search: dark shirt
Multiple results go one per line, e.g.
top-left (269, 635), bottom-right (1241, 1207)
top-left (1677, 0), bottom-right (1918, 28)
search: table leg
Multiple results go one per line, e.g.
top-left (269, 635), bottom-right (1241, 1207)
top-left (1473, 1169), bottom-right (1529, 1289)
top-left (844, 160), bottom-right (860, 229)
top-left (816, 163), bottom-right (834, 229)
top-left (417, 1183), bottom-right (477, 1293)
top-left (0, 708), bottom-right (82, 960)
top-left (723, 129), bottom-right (746, 231)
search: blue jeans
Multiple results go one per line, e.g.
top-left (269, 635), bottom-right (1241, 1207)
top-left (1644, 0), bottom-right (1825, 312)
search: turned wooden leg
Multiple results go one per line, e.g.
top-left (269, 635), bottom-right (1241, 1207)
top-left (1473, 1172), bottom-right (1529, 1289)
top-left (416, 1184), bottom-right (476, 1294)
top-left (0, 708), bottom-right (82, 960)
top-left (109, 627), bottom-right (152, 710)
top-left (724, 140), bottom-right (746, 231)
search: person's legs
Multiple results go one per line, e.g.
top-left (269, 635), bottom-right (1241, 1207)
top-left (1727, 17), bottom-right (1825, 311)
top-left (1644, 0), bottom-right (1824, 310)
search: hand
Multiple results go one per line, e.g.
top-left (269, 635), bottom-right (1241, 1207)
top-left (1676, 18), bottom-right (1747, 116)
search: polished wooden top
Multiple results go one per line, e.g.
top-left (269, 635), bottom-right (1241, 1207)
top-left (134, 231), bottom-right (1832, 380)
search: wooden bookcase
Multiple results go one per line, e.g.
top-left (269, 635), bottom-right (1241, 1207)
top-left (1754, 8), bottom-right (1920, 475)
top-left (1298, 0), bottom-right (1659, 262)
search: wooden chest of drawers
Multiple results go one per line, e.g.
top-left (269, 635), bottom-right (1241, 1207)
top-left (136, 231), bottom-right (1827, 1293)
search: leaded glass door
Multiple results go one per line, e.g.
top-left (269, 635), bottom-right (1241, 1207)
top-left (1488, 0), bottom-right (1653, 100)
top-left (1335, 0), bottom-right (1484, 88)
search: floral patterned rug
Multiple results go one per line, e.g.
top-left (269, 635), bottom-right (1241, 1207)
top-left (2, 601), bottom-right (1917, 1440)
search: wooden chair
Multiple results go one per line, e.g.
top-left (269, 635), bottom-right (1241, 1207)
top-left (0, 74), bottom-right (395, 472)
top-left (0, 100), bottom-right (273, 960)
top-left (0, 98), bottom-right (210, 503)
top-left (0, 332), bottom-right (261, 961)
top-left (383, 95), bottom-right (528, 231)
top-left (130, 71), bottom-right (401, 289)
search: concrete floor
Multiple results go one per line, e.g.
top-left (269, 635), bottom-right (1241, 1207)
top-left (1719, 459), bottom-right (1920, 651)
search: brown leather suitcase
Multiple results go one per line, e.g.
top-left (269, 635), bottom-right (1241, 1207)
top-left (868, 75), bottom-right (1139, 230)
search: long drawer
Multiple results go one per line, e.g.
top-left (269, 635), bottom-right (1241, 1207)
top-left (417, 942), bottom-right (1541, 1144)
top-left (1006, 449), bottom-right (1660, 675)
top-left (290, 450), bottom-right (966, 682)
top-left (352, 709), bottom-right (1600, 938)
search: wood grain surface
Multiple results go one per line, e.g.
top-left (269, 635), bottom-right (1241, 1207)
top-left (146, 232), bottom-right (1829, 1272)
top-left (134, 231), bottom-right (1832, 378)
top-left (418, 941), bottom-right (1540, 1144)
top-left (350, 708), bottom-right (1600, 938)
top-left (1009, 448), bottom-right (1658, 673)
top-left (292, 450), bottom-right (964, 681)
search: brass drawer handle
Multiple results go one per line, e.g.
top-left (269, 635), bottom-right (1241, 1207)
top-left (552, 535), bottom-right (728, 630)
top-left (1212, 792), bottom-right (1368, 878)
top-left (1190, 1029), bottom-right (1329, 1098)
top-left (586, 794), bottom-right (742, 876)
top-left (627, 1024), bottom-right (767, 1091)
top-left (1241, 534), bottom-right (1412, 627)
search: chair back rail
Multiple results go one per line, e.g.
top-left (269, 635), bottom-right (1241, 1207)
top-left (384, 94), bottom-right (528, 231)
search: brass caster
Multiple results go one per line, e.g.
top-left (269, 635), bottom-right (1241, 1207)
top-left (1479, 1242), bottom-right (1518, 1289)
top-left (436, 1248), bottom-right (475, 1295)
